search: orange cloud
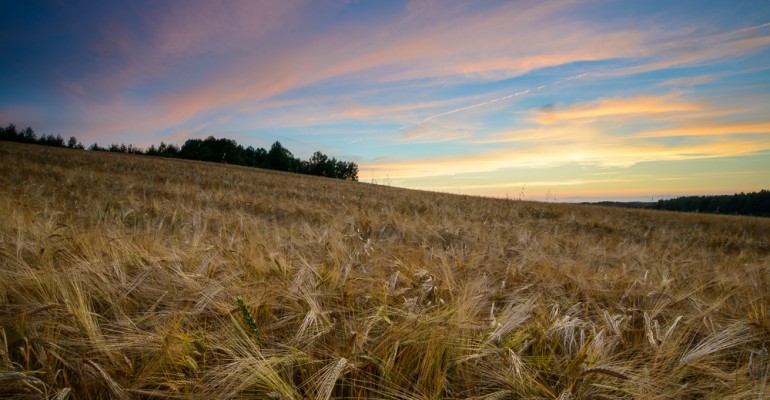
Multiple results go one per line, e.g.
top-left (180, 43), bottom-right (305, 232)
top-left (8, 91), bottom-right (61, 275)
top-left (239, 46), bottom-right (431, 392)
top-left (531, 93), bottom-right (701, 125)
top-left (358, 84), bottom-right (770, 184)
top-left (363, 134), bottom-right (770, 181)
top-left (635, 122), bottom-right (770, 138)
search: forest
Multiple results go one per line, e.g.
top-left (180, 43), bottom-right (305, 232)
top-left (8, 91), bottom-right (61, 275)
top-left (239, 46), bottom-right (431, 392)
top-left (0, 123), bottom-right (358, 181)
top-left (652, 190), bottom-right (770, 217)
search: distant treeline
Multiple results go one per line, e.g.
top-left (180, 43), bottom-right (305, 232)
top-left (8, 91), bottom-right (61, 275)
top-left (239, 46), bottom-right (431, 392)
top-left (586, 201), bottom-right (653, 209)
top-left (1, 123), bottom-right (358, 181)
top-left (651, 190), bottom-right (770, 217)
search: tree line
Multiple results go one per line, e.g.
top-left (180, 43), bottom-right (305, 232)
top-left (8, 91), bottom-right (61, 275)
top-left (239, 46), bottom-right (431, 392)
top-left (652, 190), bottom-right (770, 217)
top-left (1, 123), bottom-right (358, 181)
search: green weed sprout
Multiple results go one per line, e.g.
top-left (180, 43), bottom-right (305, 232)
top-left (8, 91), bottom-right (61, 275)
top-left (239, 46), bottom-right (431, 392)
top-left (236, 296), bottom-right (259, 336)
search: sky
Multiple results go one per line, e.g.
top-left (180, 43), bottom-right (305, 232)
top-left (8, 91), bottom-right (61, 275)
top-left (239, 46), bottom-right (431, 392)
top-left (2, 0), bottom-right (770, 201)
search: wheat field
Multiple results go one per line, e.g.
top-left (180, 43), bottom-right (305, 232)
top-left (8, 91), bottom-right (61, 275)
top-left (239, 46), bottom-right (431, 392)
top-left (1, 141), bottom-right (768, 399)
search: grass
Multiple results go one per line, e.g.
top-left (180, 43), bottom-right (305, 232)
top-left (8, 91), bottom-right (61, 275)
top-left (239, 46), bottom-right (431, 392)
top-left (1, 141), bottom-right (769, 399)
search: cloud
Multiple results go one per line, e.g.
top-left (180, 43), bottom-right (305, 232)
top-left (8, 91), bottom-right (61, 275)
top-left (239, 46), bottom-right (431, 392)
top-left (363, 133), bottom-right (770, 180)
top-left (425, 90), bottom-right (532, 122)
top-left (103, 0), bottom-right (646, 133)
top-left (8, 0), bottom-right (770, 186)
top-left (323, 97), bottom-right (472, 123)
top-left (83, 1), bottom-right (305, 92)
top-left (372, 88), bottom-right (539, 144)
top-left (583, 21), bottom-right (770, 79)
top-left (659, 74), bottom-right (719, 87)
top-left (529, 93), bottom-right (701, 125)
top-left (366, 89), bottom-right (770, 180)
top-left (634, 122), bottom-right (770, 138)
top-left (143, 4), bottom-right (768, 139)
top-left (398, 121), bottom-right (474, 143)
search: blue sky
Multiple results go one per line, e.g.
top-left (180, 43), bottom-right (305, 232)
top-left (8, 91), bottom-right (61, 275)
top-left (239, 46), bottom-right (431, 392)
top-left (2, 0), bottom-right (769, 201)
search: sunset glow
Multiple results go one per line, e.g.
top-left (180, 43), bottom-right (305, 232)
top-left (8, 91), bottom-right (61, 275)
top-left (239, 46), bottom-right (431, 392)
top-left (2, 0), bottom-right (769, 200)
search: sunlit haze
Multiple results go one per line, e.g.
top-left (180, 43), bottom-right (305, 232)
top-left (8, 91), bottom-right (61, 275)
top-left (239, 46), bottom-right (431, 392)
top-left (2, 1), bottom-right (769, 201)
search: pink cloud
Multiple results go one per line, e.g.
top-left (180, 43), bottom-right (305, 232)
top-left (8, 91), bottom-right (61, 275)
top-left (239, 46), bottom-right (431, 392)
top-left (582, 22), bottom-right (770, 79)
top-left (60, 1), bottom-right (770, 150)
top-left (149, 1), bottom-right (648, 127)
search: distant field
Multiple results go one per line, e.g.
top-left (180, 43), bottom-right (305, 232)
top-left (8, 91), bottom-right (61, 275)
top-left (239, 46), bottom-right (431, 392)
top-left (1, 141), bottom-right (769, 399)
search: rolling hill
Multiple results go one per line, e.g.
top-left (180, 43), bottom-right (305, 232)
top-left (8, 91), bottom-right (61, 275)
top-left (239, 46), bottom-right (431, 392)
top-left (1, 141), bottom-right (768, 399)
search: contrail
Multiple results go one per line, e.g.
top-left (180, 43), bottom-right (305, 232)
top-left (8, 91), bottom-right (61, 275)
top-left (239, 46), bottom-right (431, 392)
top-left (424, 89), bottom-right (531, 121)
top-left (414, 70), bottom-right (588, 126)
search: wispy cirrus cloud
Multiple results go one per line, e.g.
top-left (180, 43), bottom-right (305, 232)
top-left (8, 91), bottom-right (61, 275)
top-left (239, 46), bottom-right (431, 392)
top-left (3, 1), bottom-right (770, 200)
top-left (575, 21), bottom-right (770, 80)
top-left (95, 0), bottom-right (648, 136)
top-left (28, 1), bottom-right (770, 146)
top-left (659, 74), bottom-right (720, 87)
top-left (366, 88), bottom-right (770, 181)
top-left (364, 132), bottom-right (770, 180)
top-left (634, 122), bottom-right (770, 138)
top-left (398, 121), bottom-right (475, 143)
top-left (425, 90), bottom-right (532, 122)
top-left (529, 93), bottom-right (701, 125)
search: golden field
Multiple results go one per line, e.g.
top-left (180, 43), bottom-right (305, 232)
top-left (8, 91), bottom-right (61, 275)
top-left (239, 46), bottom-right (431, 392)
top-left (1, 141), bottom-right (768, 399)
